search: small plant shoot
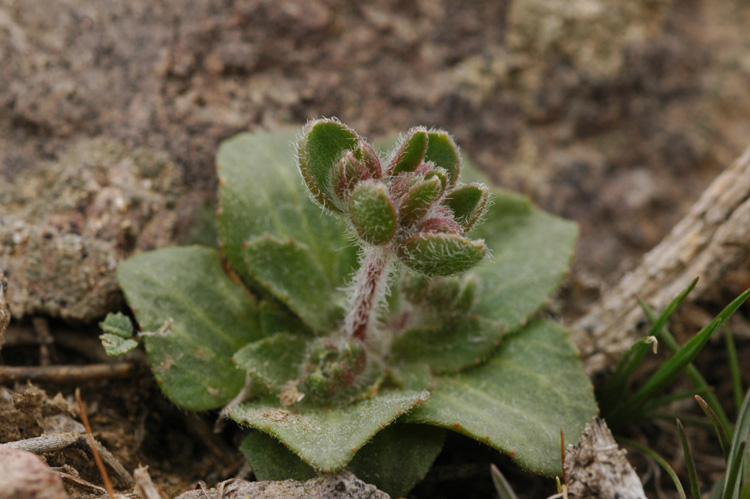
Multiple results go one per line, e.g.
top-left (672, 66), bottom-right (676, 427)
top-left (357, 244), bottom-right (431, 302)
top-left (102, 119), bottom-right (596, 496)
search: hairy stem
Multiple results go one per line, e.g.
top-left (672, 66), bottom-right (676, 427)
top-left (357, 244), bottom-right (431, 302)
top-left (346, 247), bottom-right (391, 341)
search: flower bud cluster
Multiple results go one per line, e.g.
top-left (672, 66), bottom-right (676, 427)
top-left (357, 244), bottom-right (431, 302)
top-left (297, 119), bottom-right (490, 277)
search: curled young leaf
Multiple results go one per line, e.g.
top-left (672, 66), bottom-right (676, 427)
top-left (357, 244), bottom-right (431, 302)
top-left (354, 142), bottom-right (382, 179)
top-left (387, 127), bottom-right (428, 175)
top-left (297, 119), bottom-right (360, 213)
top-left (444, 183), bottom-right (490, 232)
top-left (424, 131), bottom-right (461, 188)
top-left (397, 233), bottom-right (487, 276)
top-left (398, 177), bottom-right (442, 228)
top-left (332, 152), bottom-right (370, 203)
top-left (349, 181), bottom-right (398, 246)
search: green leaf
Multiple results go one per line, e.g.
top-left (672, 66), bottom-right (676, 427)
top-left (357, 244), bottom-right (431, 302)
top-left (228, 389), bottom-right (430, 472)
top-left (100, 312), bottom-right (134, 338)
top-left (621, 438), bottom-right (686, 499)
top-left (388, 128), bottom-right (428, 175)
top-left (398, 177), bottom-right (442, 228)
top-left (405, 321), bottom-right (597, 475)
top-left (241, 424), bottom-right (445, 498)
top-left (233, 333), bottom-right (308, 392)
top-left (243, 235), bottom-right (339, 333)
top-left (118, 246), bottom-right (263, 411)
top-left (393, 315), bottom-right (506, 373)
top-left (240, 431), bottom-right (317, 482)
top-left (217, 131), bottom-right (358, 299)
top-left (470, 188), bottom-right (578, 331)
top-left (345, 424), bottom-right (445, 497)
top-left (443, 183), bottom-right (489, 232)
top-left (99, 334), bottom-right (139, 357)
top-left (397, 233), bottom-right (487, 277)
top-left (297, 119), bottom-right (360, 212)
top-left (349, 181), bottom-right (398, 246)
top-left (424, 131), bottom-right (461, 187)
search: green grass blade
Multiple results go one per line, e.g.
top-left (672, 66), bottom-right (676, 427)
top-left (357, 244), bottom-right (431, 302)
top-left (723, 383), bottom-right (750, 498)
top-left (600, 336), bottom-right (657, 416)
top-left (640, 299), bottom-right (732, 434)
top-left (642, 387), bottom-right (713, 413)
top-left (725, 326), bottom-right (744, 413)
top-left (741, 481), bottom-right (750, 499)
top-left (677, 419), bottom-right (701, 499)
top-left (490, 464), bottom-right (519, 499)
top-left (695, 395), bottom-right (731, 461)
top-left (621, 438), bottom-right (686, 499)
top-left (640, 278), bottom-right (698, 338)
top-left (628, 287), bottom-right (750, 420)
top-left (724, 440), bottom-right (746, 499)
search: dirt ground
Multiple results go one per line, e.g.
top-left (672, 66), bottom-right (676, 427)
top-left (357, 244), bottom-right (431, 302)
top-left (2, 0), bottom-right (750, 497)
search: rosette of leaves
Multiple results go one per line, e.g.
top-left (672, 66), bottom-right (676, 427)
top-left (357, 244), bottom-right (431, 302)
top-left (102, 119), bottom-right (596, 497)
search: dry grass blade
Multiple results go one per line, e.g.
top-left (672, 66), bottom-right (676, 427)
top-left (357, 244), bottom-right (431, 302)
top-left (76, 388), bottom-right (116, 498)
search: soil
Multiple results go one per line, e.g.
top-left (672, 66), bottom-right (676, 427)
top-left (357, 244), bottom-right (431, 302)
top-left (1, 0), bottom-right (750, 497)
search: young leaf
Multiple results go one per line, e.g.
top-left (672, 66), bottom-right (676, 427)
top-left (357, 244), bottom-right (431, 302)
top-left (443, 183), bottom-right (489, 232)
top-left (297, 119), bottom-right (360, 213)
top-left (217, 131), bottom-right (358, 296)
top-left (99, 334), bottom-right (139, 357)
top-left (397, 233), bottom-right (487, 277)
top-left (388, 127), bottom-right (428, 175)
top-left (100, 312), bottom-right (134, 338)
top-left (424, 131), bottom-right (461, 187)
top-left (233, 333), bottom-right (308, 392)
top-left (228, 389), bottom-right (430, 472)
top-left (405, 321), bottom-right (597, 475)
top-left (398, 177), bottom-right (442, 228)
top-left (118, 247), bottom-right (263, 411)
top-left (349, 180), bottom-right (398, 246)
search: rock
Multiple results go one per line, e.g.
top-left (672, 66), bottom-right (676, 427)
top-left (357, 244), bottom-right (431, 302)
top-left (175, 471), bottom-right (390, 499)
top-left (0, 138), bottom-right (184, 323)
top-left (0, 446), bottom-right (69, 499)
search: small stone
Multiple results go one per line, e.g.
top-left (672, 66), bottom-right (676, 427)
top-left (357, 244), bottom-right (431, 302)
top-left (0, 446), bottom-right (69, 499)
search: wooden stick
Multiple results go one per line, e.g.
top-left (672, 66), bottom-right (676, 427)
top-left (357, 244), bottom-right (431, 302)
top-left (571, 145), bottom-right (750, 374)
top-left (0, 362), bottom-right (134, 384)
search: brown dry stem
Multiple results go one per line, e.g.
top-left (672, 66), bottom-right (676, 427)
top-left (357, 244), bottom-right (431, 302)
top-left (0, 362), bottom-right (134, 384)
top-left (572, 145), bottom-right (750, 374)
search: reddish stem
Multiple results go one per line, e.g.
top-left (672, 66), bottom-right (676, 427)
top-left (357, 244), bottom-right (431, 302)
top-left (346, 248), bottom-right (390, 341)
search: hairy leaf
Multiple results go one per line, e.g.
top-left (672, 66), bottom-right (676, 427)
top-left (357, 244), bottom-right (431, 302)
top-left (243, 235), bottom-right (338, 333)
top-left (242, 424), bottom-right (445, 498)
top-left (297, 119), bottom-right (360, 212)
top-left (217, 131), bottom-right (358, 301)
top-left (118, 247), bottom-right (263, 411)
top-left (397, 233), bottom-right (487, 277)
top-left (406, 321), bottom-right (597, 475)
top-left (424, 131), bottom-right (461, 187)
top-left (228, 389), bottom-right (430, 472)
top-left (233, 333), bottom-right (308, 392)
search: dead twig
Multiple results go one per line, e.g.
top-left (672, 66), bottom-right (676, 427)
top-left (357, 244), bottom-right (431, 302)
top-left (572, 145), bottom-right (750, 374)
top-left (2, 431), bottom-right (135, 488)
top-left (0, 362), bottom-right (134, 383)
top-left (134, 465), bottom-right (165, 499)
